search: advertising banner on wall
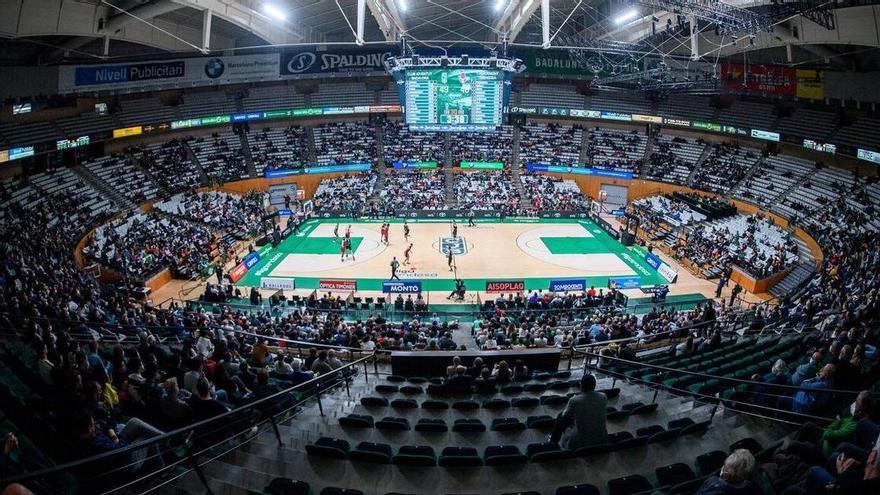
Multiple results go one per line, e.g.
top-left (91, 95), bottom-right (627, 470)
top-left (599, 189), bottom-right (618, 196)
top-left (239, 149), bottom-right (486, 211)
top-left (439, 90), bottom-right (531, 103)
top-left (549, 279), bottom-right (587, 292)
top-left (260, 277), bottom-right (296, 290)
top-left (319, 279), bottom-right (357, 292)
top-left (486, 280), bottom-right (525, 293)
top-left (59, 54), bottom-right (280, 93)
top-left (796, 69), bottom-right (825, 100)
top-left (721, 63), bottom-right (796, 96)
top-left (520, 48), bottom-right (644, 77)
top-left (280, 47), bottom-right (395, 75)
top-left (382, 280), bottom-right (423, 293)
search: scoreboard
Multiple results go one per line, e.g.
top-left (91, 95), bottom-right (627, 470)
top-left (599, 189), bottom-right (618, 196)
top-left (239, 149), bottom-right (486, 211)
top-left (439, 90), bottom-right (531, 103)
top-left (403, 69), bottom-right (505, 131)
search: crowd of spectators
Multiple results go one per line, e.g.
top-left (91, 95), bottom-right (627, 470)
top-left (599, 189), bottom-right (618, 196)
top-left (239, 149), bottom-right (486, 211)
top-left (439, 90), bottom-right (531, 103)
top-left (154, 191), bottom-right (266, 239)
top-left (187, 131), bottom-right (249, 182)
top-left (450, 127), bottom-right (513, 165)
top-left (519, 123), bottom-right (582, 166)
top-left (676, 214), bottom-right (799, 277)
top-left (692, 142), bottom-right (760, 194)
top-left (314, 122), bottom-right (376, 166)
top-left (520, 173), bottom-right (591, 211)
top-left (84, 213), bottom-right (217, 280)
top-left (382, 121), bottom-right (442, 165)
top-left (588, 128), bottom-right (645, 173)
top-left (311, 172), bottom-right (377, 213)
top-left (632, 195), bottom-right (707, 226)
top-left (250, 125), bottom-right (310, 173)
top-left (455, 171), bottom-right (520, 212)
top-left (130, 139), bottom-right (201, 193)
top-left (378, 170), bottom-right (447, 210)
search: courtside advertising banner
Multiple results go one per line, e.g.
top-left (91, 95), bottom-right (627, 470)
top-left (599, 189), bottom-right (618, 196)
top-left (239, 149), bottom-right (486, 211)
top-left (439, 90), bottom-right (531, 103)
top-left (486, 281), bottom-right (525, 293)
top-left (608, 276), bottom-right (642, 289)
top-left (228, 263), bottom-right (248, 283)
top-left (644, 252), bottom-right (663, 271)
top-left (242, 252), bottom-right (261, 269)
top-left (382, 280), bottom-right (422, 293)
top-left (549, 279), bottom-right (587, 292)
top-left (657, 263), bottom-right (679, 283)
top-left (59, 54), bottom-right (280, 93)
top-left (319, 279), bottom-right (357, 292)
top-left (260, 277), bottom-right (296, 290)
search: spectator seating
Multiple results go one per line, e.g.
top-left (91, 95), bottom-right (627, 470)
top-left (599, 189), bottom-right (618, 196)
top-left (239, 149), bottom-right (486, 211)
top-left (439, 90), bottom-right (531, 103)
top-left (519, 123), bottom-right (583, 166)
top-left (777, 107), bottom-right (837, 140)
top-left (176, 90), bottom-right (237, 119)
top-left (132, 139), bottom-right (202, 193)
top-left (56, 113), bottom-right (117, 138)
top-left (0, 121), bottom-right (59, 146)
top-left (521, 173), bottom-right (591, 211)
top-left (84, 154), bottom-right (160, 204)
top-left (188, 129), bottom-right (249, 181)
top-left (677, 214), bottom-right (799, 278)
top-left (716, 99), bottom-right (776, 130)
top-left (314, 122), bottom-right (376, 165)
top-left (691, 143), bottom-right (760, 195)
top-left (450, 126), bottom-right (514, 165)
top-left (379, 170), bottom-right (447, 210)
top-left (834, 115), bottom-right (880, 148)
top-left (657, 95), bottom-right (716, 122)
top-left (116, 96), bottom-right (178, 127)
top-left (249, 125), bottom-right (310, 175)
top-left (645, 135), bottom-right (706, 184)
top-left (311, 82), bottom-right (373, 107)
top-left (518, 84), bottom-right (586, 109)
top-left (382, 121), bottom-right (443, 165)
top-left (588, 127), bottom-right (646, 173)
top-left (734, 154), bottom-right (813, 207)
top-left (455, 171), bottom-right (520, 211)
top-left (85, 212), bottom-right (217, 280)
top-left (632, 195), bottom-right (707, 226)
top-left (312, 172), bottom-right (377, 212)
top-left (241, 84), bottom-right (306, 113)
top-left (154, 191), bottom-right (266, 239)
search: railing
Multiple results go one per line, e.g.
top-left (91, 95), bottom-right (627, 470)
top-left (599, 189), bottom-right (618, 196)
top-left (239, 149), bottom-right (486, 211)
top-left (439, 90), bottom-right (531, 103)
top-left (571, 344), bottom-right (862, 427)
top-left (1, 353), bottom-right (377, 495)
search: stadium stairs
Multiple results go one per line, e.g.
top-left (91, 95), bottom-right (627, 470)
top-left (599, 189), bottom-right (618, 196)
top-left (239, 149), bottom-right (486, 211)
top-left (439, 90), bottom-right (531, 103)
top-left (639, 133), bottom-right (655, 179)
top-left (182, 140), bottom-right (212, 185)
top-left (70, 165), bottom-right (131, 210)
top-left (169, 341), bottom-right (790, 494)
top-left (578, 126), bottom-right (591, 167)
top-left (685, 144), bottom-right (714, 188)
top-left (769, 261), bottom-right (816, 299)
top-left (238, 130), bottom-right (259, 179)
top-left (726, 157), bottom-right (764, 199)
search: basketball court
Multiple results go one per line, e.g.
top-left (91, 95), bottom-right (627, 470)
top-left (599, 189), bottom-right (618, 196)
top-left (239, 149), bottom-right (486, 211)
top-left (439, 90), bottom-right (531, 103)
top-left (235, 217), bottom-right (673, 295)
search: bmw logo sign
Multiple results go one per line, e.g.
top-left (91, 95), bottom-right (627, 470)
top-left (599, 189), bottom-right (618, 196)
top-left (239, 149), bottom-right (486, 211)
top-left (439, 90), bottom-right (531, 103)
top-left (204, 58), bottom-right (225, 79)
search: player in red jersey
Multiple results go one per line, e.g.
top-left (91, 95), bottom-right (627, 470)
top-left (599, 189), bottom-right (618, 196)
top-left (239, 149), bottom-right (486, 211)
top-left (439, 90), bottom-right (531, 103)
top-left (404, 243), bottom-right (413, 265)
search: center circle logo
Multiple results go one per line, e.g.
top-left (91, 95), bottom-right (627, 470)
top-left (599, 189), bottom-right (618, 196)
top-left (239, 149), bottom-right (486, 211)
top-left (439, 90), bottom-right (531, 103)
top-left (286, 52), bottom-right (316, 74)
top-left (204, 58), bottom-right (225, 79)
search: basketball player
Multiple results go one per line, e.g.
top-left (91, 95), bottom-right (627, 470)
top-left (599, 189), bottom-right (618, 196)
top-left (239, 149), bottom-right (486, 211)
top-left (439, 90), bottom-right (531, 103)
top-left (467, 210), bottom-right (475, 227)
top-left (447, 249), bottom-right (454, 272)
top-left (404, 243), bottom-right (413, 265)
top-left (339, 236), bottom-right (347, 261)
top-left (346, 237), bottom-right (356, 261)
top-left (403, 221), bottom-right (410, 241)
top-left (345, 225), bottom-right (352, 241)
top-left (451, 221), bottom-right (458, 239)
top-left (380, 223), bottom-right (388, 245)
top-left (333, 223), bottom-right (339, 243)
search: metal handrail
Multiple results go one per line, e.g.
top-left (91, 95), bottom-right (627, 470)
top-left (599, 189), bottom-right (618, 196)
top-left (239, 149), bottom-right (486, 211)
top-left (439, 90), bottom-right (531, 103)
top-left (572, 346), bottom-right (861, 396)
top-left (0, 352), bottom-right (376, 489)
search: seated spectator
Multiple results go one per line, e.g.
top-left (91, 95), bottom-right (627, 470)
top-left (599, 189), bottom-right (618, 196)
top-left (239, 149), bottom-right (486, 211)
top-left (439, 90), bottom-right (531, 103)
top-left (783, 364), bottom-right (836, 416)
top-left (446, 356), bottom-right (462, 377)
top-left (782, 435), bottom-right (880, 495)
top-left (779, 391), bottom-right (874, 465)
top-left (753, 359), bottom-right (790, 408)
top-left (475, 368), bottom-right (497, 394)
top-left (446, 365), bottom-right (473, 394)
top-left (696, 449), bottom-right (757, 494)
top-left (550, 374), bottom-right (607, 450)
top-left (160, 378), bottom-right (192, 427)
top-left (310, 351), bottom-right (333, 375)
top-left (289, 358), bottom-right (314, 386)
top-left (792, 352), bottom-right (823, 386)
top-left (492, 360), bottom-right (512, 383)
top-left (466, 357), bottom-right (484, 379)
top-left (191, 377), bottom-right (230, 421)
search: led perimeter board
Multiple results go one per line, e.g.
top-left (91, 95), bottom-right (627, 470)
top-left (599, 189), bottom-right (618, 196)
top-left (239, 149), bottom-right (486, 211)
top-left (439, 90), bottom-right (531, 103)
top-left (398, 68), bottom-right (510, 132)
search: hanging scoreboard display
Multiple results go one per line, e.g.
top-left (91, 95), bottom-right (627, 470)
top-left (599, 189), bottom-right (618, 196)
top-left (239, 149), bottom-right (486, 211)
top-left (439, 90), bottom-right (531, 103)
top-left (403, 68), bottom-right (507, 132)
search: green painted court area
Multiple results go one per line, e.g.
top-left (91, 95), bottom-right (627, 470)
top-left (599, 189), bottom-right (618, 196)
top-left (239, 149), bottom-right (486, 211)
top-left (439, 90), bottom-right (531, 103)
top-left (294, 237), bottom-right (363, 254)
top-left (237, 217), bottom-right (670, 291)
top-left (540, 237), bottom-right (609, 254)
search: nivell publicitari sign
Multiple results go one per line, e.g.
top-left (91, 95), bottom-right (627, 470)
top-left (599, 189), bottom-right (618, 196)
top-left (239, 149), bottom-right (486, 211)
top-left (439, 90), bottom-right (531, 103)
top-left (59, 54), bottom-right (280, 93)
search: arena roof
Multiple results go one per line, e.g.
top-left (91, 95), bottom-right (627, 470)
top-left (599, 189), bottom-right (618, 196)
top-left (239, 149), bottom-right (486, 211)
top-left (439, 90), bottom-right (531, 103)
top-left (0, 0), bottom-right (878, 70)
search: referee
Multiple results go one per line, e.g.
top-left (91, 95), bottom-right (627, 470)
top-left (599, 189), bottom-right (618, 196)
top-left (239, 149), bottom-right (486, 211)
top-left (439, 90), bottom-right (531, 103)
top-left (447, 249), bottom-right (454, 271)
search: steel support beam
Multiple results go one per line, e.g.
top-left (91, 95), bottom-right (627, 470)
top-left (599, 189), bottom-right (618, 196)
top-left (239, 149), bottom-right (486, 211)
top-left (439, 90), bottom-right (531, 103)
top-left (202, 8), bottom-right (212, 51)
